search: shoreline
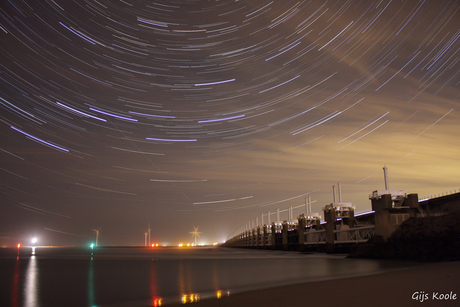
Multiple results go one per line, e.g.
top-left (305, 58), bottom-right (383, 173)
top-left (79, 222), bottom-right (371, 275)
top-left (165, 260), bottom-right (460, 307)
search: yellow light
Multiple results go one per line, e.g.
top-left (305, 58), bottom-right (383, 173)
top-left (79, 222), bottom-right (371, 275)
top-left (190, 294), bottom-right (200, 303)
top-left (216, 291), bottom-right (222, 299)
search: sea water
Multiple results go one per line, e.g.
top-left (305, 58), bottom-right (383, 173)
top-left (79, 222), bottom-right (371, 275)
top-left (0, 246), bottom-right (417, 306)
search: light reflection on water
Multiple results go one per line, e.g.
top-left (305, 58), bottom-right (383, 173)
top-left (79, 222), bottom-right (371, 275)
top-left (179, 290), bottom-right (229, 305)
top-left (0, 247), bottom-right (418, 306)
top-left (181, 293), bottom-right (200, 304)
top-left (150, 260), bottom-right (162, 306)
top-left (11, 249), bottom-right (20, 307)
top-left (24, 247), bottom-right (38, 307)
top-left (88, 256), bottom-right (95, 307)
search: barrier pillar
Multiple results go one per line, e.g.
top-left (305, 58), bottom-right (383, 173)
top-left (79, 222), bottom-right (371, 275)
top-left (324, 205), bottom-right (336, 253)
top-left (298, 216), bottom-right (306, 251)
top-left (371, 194), bottom-right (393, 241)
top-left (271, 222), bottom-right (277, 249)
top-left (282, 222), bottom-right (288, 251)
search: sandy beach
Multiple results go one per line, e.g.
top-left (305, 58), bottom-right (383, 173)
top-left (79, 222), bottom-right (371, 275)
top-left (166, 260), bottom-right (460, 307)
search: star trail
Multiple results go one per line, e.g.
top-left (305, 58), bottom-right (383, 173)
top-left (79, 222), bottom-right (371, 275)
top-left (0, 0), bottom-right (459, 246)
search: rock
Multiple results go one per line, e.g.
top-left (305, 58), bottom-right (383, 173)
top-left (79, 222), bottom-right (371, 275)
top-left (349, 211), bottom-right (460, 261)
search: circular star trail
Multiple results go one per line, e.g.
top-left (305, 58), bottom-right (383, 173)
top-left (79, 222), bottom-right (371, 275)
top-left (1, 0), bottom-right (459, 245)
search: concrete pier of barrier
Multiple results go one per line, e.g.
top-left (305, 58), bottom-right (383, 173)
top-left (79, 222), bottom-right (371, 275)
top-left (223, 190), bottom-right (451, 253)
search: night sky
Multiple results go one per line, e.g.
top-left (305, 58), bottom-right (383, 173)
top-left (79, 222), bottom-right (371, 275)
top-left (1, 0), bottom-right (459, 247)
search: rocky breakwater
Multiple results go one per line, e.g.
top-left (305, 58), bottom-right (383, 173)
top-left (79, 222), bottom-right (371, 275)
top-left (350, 211), bottom-right (460, 261)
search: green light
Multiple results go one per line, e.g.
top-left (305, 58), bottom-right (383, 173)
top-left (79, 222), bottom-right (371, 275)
top-left (90, 243), bottom-right (94, 249)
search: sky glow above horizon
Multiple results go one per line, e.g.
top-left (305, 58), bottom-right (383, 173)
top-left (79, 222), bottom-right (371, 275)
top-left (0, 0), bottom-right (459, 246)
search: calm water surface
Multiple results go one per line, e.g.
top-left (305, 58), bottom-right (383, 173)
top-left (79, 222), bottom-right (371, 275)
top-left (0, 246), bottom-right (417, 306)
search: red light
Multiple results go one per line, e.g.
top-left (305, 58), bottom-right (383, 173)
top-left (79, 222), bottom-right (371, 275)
top-left (151, 243), bottom-right (155, 247)
top-left (17, 244), bottom-right (21, 248)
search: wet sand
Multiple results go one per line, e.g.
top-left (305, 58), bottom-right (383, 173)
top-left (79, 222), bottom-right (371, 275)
top-left (166, 261), bottom-right (460, 307)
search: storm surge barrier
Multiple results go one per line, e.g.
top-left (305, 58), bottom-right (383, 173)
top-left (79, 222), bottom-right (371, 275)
top-left (223, 201), bottom-right (377, 253)
top-left (224, 186), bottom-right (460, 253)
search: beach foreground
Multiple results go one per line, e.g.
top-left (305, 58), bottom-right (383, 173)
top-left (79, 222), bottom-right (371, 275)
top-left (167, 260), bottom-right (460, 307)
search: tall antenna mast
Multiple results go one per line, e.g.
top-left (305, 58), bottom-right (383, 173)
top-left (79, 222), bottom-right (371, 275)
top-left (332, 185), bottom-right (336, 203)
top-left (338, 182), bottom-right (342, 203)
top-left (383, 166), bottom-right (389, 190)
